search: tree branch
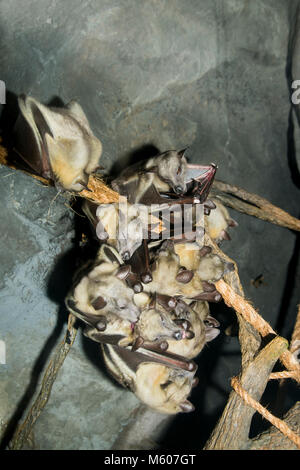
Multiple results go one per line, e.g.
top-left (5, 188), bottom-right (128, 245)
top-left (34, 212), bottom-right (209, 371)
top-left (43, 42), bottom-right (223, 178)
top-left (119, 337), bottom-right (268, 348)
top-left (204, 336), bottom-right (288, 450)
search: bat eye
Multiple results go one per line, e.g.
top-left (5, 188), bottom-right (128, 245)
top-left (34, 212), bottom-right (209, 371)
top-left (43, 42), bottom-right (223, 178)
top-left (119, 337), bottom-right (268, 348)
top-left (176, 166), bottom-right (182, 175)
top-left (173, 331), bottom-right (183, 340)
top-left (175, 185), bottom-right (183, 194)
top-left (123, 251), bottom-right (130, 261)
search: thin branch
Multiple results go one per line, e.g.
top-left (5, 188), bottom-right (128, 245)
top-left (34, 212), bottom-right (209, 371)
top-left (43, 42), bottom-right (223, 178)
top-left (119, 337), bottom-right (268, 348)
top-left (249, 402), bottom-right (300, 450)
top-left (212, 180), bottom-right (300, 232)
top-left (9, 314), bottom-right (78, 450)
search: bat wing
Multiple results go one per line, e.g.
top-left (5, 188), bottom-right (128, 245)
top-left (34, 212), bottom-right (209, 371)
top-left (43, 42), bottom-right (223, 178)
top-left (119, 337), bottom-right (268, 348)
top-left (106, 344), bottom-right (197, 373)
top-left (14, 95), bottom-right (53, 180)
top-left (138, 183), bottom-right (177, 206)
top-left (185, 164), bottom-right (217, 203)
top-left (111, 178), bottom-right (138, 202)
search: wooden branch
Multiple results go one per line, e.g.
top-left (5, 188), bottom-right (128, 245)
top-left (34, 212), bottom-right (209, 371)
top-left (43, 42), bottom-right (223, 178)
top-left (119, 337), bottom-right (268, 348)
top-left (204, 336), bottom-right (288, 450)
top-left (211, 180), bottom-right (300, 232)
top-left (9, 314), bottom-right (78, 450)
top-left (204, 233), bottom-right (261, 369)
top-left (249, 402), bottom-right (300, 450)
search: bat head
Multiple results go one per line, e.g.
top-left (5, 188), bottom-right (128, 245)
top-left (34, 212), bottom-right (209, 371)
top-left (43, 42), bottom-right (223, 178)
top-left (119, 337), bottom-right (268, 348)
top-left (154, 148), bottom-right (188, 194)
top-left (67, 245), bottom-right (140, 324)
top-left (134, 306), bottom-right (186, 344)
top-left (135, 362), bottom-right (195, 414)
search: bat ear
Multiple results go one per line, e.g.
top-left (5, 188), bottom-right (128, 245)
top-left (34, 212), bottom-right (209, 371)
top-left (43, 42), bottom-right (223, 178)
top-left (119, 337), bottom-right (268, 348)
top-left (66, 100), bottom-right (91, 129)
top-left (179, 400), bottom-right (195, 413)
top-left (98, 244), bottom-right (123, 265)
top-left (205, 327), bottom-right (220, 342)
top-left (227, 218), bottom-right (238, 228)
top-left (178, 147), bottom-right (189, 158)
top-left (115, 265), bottom-right (131, 280)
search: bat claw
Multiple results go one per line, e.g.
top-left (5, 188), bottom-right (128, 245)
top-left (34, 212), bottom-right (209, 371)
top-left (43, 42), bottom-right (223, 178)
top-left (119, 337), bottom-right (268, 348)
top-left (228, 218), bottom-right (238, 228)
top-left (193, 291), bottom-right (222, 302)
top-left (192, 377), bottom-right (199, 388)
top-left (133, 282), bottom-right (143, 293)
top-left (116, 265), bottom-right (132, 280)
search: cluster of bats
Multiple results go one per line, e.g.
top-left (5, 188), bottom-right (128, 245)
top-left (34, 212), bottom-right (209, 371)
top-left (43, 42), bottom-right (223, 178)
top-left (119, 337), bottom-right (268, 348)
top-left (13, 96), bottom-right (238, 415)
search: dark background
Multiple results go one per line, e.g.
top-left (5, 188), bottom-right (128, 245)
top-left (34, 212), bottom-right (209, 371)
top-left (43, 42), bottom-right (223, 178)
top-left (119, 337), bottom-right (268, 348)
top-left (0, 0), bottom-right (299, 449)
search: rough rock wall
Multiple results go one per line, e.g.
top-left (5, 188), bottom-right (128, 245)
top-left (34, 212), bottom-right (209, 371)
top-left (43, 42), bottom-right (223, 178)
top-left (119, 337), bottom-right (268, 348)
top-left (0, 0), bottom-right (299, 449)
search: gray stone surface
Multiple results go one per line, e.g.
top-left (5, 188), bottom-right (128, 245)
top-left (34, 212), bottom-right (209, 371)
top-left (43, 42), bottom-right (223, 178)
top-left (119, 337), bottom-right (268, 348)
top-left (0, 0), bottom-right (300, 450)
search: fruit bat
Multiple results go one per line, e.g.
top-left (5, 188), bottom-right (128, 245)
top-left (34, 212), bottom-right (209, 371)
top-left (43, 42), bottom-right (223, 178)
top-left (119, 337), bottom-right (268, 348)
top-left (65, 244), bottom-right (140, 332)
top-left (82, 199), bottom-right (161, 262)
top-left (204, 197), bottom-right (238, 243)
top-left (164, 299), bottom-right (220, 360)
top-left (13, 95), bottom-right (102, 191)
top-left (111, 148), bottom-right (217, 206)
top-left (101, 343), bottom-right (197, 414)
top-left (142, 240), bottom-right (233, 302)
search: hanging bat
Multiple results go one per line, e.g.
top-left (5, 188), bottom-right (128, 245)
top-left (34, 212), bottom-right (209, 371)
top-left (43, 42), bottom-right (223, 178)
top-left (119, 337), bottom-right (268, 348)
top-left (13, 95), bottom-right (102, 191)
top-left (82, 199), bottom-right (162, 262)
top-left (131, 301), bottom-right (193, 350)
top-left (204, 197), bottom-right (238, 243)
top-left (164, 299), bottom-right (220, 360)
top-left (111, 148), bottom-right (217, 206)
top-left (65, 244), bottom-right (141, 336)
top-left (142, 240), bottom-right (233, 302)
top-left (101, 343), bottom-right (197, 414)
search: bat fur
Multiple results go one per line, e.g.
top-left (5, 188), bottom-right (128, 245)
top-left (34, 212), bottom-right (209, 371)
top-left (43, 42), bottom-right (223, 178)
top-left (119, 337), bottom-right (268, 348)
top-left (14, 95), bottom-right (102, 191)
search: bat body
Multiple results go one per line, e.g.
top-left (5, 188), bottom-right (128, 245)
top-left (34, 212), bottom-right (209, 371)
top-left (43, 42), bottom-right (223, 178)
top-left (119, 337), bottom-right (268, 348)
top-left (204, 198), bottom-right (238, 243)
top-left (142, 241), bottom-right (233, 302)
top-left (112, 149), bottom-right (217, 206)
top-left (66, 244), bottom-right (140, 334)
top-left (101, 343), bottom-right (196, 414)
top-left (111, 149), bottom-right (188, 203)
top-left (14, 95), bottom-right (102, 191)
top-left (82, 200), bottom-right (158, 261)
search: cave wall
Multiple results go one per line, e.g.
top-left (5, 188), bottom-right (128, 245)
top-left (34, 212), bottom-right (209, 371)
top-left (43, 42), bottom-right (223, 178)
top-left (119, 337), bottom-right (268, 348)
top-left (0, 0), bottom-right (300, 449)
